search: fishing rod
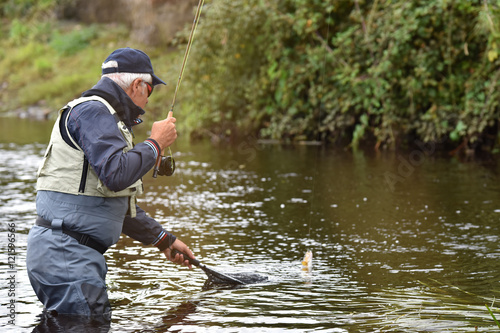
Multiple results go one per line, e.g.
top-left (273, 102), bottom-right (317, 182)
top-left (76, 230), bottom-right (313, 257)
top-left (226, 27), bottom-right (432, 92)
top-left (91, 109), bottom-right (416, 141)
top-left (153, 0), bottom-right (205, 178)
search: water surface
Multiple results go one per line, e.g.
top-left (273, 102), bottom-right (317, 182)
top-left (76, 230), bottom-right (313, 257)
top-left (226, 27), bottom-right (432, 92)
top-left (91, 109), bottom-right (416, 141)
top-left (1, 117), bottom-right (500, 332)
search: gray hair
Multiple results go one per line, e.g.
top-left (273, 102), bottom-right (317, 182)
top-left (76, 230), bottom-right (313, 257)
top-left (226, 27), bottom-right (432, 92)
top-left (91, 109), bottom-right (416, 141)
top-left (102, 60), bottom-right (152, 90)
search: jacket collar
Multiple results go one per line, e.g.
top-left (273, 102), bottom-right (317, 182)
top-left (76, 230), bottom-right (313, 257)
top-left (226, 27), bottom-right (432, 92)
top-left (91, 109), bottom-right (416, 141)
top-left (81, 77), bottom-right (145, 128)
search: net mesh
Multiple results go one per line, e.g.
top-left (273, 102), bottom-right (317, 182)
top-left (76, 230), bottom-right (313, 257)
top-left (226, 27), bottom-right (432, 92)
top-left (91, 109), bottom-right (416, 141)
top-left (201, 266), bottom-right (268, 289)
top-left (200, 266), bottom-right (243, 285)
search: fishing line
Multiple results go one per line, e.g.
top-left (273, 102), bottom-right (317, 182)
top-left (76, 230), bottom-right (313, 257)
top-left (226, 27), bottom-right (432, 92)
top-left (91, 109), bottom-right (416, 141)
top-left (170, 0), bottom-right (204, 112)
top-left (153, 0), bottom-right (205, 178)
top-left (301, 16), bottom-right (332, 272)
top-left (306, 14), bottom-right (332, 242)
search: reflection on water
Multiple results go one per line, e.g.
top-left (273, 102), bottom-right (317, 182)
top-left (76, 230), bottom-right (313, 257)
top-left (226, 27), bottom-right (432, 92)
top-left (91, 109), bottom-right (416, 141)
top-left (1, 118), bottom-right (500, 332)
top-left (31, 311), bottom-right (111, 333)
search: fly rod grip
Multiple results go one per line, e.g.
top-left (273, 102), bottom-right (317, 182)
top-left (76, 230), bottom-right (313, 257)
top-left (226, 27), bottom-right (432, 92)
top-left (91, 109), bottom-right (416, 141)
top-left (171, 249), bottom-right (200, 267)
top-left (152, 111), bottom-right (174, 178)
top-left (152, 156), bottom-right (161, 178)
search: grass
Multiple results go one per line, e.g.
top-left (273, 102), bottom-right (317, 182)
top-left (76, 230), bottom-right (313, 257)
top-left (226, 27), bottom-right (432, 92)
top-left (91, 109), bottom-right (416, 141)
top-left (0, 20), bottom-right (185, 128)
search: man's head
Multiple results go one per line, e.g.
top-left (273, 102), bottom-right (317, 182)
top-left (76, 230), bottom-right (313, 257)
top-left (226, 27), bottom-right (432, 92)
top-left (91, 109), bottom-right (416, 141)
top-left (102, 48), bottom-right (165, 85)
top-left (101, 48), bottom-right (166, 108)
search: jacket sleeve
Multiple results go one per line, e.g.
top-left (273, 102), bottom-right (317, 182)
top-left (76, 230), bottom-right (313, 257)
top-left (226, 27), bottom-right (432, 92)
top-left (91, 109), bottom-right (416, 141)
top-left (66, 101), bottom-right (157, 191)
top-left (122, 205), bottom-right (177, 250)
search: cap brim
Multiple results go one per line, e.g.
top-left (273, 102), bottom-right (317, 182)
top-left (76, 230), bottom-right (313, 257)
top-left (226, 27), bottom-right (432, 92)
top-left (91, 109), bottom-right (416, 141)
top-left (152, 74), bottom-right (166, 86)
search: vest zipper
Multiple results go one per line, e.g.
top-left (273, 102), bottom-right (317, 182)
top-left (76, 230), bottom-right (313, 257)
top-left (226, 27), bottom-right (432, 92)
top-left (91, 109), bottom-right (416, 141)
top-left (79, 156), bottom-right (89, 193)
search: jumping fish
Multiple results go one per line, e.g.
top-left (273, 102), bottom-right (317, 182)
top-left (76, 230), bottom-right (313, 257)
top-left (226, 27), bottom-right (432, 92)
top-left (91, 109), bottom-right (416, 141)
top-left (302, 250), bottom-right (313, 271)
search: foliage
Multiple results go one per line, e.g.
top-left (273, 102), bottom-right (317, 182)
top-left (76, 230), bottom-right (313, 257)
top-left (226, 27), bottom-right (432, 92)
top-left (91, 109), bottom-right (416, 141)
top-left (0, 0), bottom-right (131, 113)
top-left (179, 0), bottom-right (271, 138)
top-left (182, 0), bottom-right (500, 152)
top-left (1, 0), bottom-right (55, 19)
top-left (0, 0), bottom-right (185, 122)
top-left (1, 0), bottom-right (60, 43)
top-left (1, 0), bottom-right (500, 154)
top-left (50, 25), bottom-right (98, 55)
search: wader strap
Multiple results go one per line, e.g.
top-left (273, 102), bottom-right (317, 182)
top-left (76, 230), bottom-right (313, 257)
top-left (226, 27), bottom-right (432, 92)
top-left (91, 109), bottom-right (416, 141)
top-left (35, 216), bottom-right (108, 254)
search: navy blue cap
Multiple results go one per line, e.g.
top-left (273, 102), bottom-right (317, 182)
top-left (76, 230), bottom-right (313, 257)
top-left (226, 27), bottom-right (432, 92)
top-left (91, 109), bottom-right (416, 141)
top-left (102, 47), bottom-right (166, 86)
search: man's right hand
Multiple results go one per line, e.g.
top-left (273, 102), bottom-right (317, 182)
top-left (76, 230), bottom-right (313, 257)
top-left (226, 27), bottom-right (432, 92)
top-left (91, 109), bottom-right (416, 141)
top-left (164, 239), bottom-right (195, 269)
top-left (150, 111), bottom-right (177, 150)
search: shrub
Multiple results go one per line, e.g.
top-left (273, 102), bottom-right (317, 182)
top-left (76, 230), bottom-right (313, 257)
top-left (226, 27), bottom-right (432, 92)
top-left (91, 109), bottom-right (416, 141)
top-left (183, 0), bottom-right (500, 153)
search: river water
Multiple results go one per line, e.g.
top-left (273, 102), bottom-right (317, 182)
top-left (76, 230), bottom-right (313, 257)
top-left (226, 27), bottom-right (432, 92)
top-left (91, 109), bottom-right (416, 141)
top-left (1, 117), bottom-right (500, 332)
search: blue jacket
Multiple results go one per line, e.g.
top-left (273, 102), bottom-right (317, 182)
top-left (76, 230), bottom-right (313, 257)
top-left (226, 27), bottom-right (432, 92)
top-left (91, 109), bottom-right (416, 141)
top-left (39, 77), bottom-right (174, 249)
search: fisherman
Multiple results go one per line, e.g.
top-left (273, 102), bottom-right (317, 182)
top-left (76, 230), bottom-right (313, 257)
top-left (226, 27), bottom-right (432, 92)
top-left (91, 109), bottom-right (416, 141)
top-left (26, 47), bottom-right (195, 319)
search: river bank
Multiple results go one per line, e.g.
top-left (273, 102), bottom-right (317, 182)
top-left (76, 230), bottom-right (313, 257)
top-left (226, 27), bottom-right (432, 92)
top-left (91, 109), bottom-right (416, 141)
top-left (2, 1), bottom-right (500, 153)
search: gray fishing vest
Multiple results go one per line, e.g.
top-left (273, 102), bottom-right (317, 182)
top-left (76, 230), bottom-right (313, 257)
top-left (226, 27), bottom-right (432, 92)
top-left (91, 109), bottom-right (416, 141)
top-left (36, 96), bottom-right (143, 217)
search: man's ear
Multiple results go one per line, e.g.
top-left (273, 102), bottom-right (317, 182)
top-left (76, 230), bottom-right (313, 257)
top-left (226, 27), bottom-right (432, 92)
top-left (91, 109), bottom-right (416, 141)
top-left (132, 79), bottom-right (142, 95)
top-left (126, 78), bottom-right (140, 97)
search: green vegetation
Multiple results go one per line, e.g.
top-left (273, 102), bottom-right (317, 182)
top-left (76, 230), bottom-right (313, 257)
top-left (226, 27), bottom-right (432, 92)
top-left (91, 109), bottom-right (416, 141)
top-left (0, 0), bottom-right (182, 123)
top-left (1, 0), bottom-right (500, 154)
top-left (1, 1), bottom-right (113, 111)
top-left (183, 0), bottom-right (500, 153)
